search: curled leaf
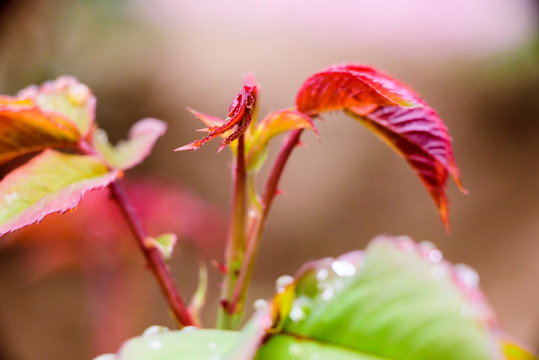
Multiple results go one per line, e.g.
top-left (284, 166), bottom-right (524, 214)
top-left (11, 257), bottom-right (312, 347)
top-left (93, 118), bottom-right (167, 170)
top-left (296, 63), bottom-right (422, 116)
top-left (348, 106), bottom-right (465, 229)
top-left (18, 76), bottom-right (96, 137)
top-left (296, 63), bottom-right (465, 230)
top-left (176, 81), bottom-right (257, 152)
top-left (0, 149), bottom-right (117, 236)
top-left (0, 97), bottom-right (80, 165)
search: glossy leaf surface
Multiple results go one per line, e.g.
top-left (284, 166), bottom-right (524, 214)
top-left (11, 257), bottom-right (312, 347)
top-left (93, 118), bottom-right (167, 170)
top-left (118, 329), bottom-right (239, 360)
top-left (0, 97), bottom-right (80, 164)
top-left (176, 80), bottom-right (257, 152)
top-left (18, 76), bottom-right (96, 137)
top-left (296, 63), bottom-right (465, 229)
top-left (114, 236), bottom-right (515, 360)
top-left (270, 236), bottom-right (499, 360)
top-left (257, 335), bottom-right (382, 360)
top-left (0, 149), bottom-right (117, 236)
top-left (296, 63), bottom-right (421, 116)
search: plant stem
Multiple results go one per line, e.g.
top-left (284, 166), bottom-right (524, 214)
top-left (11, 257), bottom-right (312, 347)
top-left (217, 132), bottom-right (248, 329)
top-left (228, 129), bottom-right (304, 315)
top-left (109, 180), bottom-right (196, 327)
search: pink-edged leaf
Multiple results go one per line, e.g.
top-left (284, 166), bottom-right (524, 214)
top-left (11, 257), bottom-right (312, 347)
top-left (349, 106), bottom-right (465, 230)
top-left (18, 76), bottom-right (96, 137)
top-left (296, 63), bottom-right (465, 230)
top-left (0, 149), bottom-right (117, 236)
top-left (0, 97), bottom-right (81, 165)
top-left (245, 109), bottom-right (318, 170)
top-left (176, 81), bottom-right (257, 152)
top-left (262, 235), bottom-right (501, 360)
top-left (296, 63), bottom-right (422, 117)
top-left (93, 118), bottom-right (167, 170)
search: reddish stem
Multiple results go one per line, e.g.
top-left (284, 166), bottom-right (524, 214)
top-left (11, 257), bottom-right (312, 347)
top-left (109, 180), bottom-right (196, 327)
top-left (217, 131), bottom-right (248, 329)
top-left (228, 128), bottom-right (304, 313)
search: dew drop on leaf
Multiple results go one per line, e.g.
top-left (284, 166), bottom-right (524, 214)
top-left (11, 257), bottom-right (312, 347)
top-left (455, 264), bottom-right (480, 287)
top-left (315, 268), bottom-right (329, 281)
top-left (92, 354), bottom-right (116, 360)
top-left (142, 325), bottom-right (169, 337)
top-left (148, 340), bottom-right (162, 350)
top-left (330, 260), bottom-right (356, 277)
top-left (275, 275), bottom-right (294, 293)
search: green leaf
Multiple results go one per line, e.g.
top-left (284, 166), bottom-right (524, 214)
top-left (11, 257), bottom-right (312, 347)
top-left (256, 335), bottom-right (384, 360)
top-left (93, 118), bottom-right (167, 170)
top-left (18, 76), bottom-right (96, 137)
top-left (271, 236), bottom-right (500, 360)
top-left (0, 149), bottom-right (117, 236)
top-left (118, 329), bottom-right (240, 360)
top-left (0, 97), bottom-right (80, 165)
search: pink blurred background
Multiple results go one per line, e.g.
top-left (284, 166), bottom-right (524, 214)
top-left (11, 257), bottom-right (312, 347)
top-left (0, 0), bottom-right (538, 358)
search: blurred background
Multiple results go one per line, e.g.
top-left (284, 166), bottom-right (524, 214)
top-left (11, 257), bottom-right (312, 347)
top-left (0, 0), bottom-right (538, 358)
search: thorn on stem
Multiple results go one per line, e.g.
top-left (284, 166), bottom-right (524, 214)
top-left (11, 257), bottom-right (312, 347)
top-left (211, 260), bottom-right (228, 274)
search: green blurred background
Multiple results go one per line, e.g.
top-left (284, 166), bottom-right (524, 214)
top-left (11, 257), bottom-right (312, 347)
top-left (0, 0), bottom-right (538, 359)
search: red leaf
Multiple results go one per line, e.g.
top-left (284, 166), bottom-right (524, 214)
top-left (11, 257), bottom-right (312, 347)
top-left (296, 63), bottom-right (465, 230)
top-left (176, 80), bottom-right (257, 152)
top-left (350, 106), bottom-right (465, 230)
top-left (296, 63), bottom-right (422, 117)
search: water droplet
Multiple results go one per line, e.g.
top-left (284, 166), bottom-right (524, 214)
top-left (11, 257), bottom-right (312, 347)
top-left (315, 268), bottom-right (328, 281)
top-left (4, 192), bottom-right (19, 205)
top-left (181, 326), bottom-right (198, 332)
top-left (275, 275), bottom-right (294, 292)
top-left (208, 342), bottom-right (217, 350)
top-left (331, 260), bottom-right (356, 277)
top-left (418, 241), bottom-right (443, 262)
top-left (93, 354), bottom-right (116, 360)
top-left (148, 340), bottom-right (162, 350)
top-left (95, 129), bottom-right (109, 144)
top-left (142, 325), bottom-right (169, 337)
top-left (455, 264), bottom-right (479, 287)
top-left (430, 265), bottom-right (448, 280)
top-left (248, 209), bottom-right (258, 218)
top-left (395, 236), bottom-right (415, 252)
top-left (288, 343), bottom-right (302, 357)
top-left (289, 303), bottom-right (306, 323)
top-left (68, 83), bottom-right (90, 105)
top-left (321, 287), bottom-right (334, 301)
top-left (253, 299), bottom-right (268, 311)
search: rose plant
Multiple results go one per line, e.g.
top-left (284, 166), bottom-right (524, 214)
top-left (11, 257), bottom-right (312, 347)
top-left (0, 64), bottom-right (535, 359)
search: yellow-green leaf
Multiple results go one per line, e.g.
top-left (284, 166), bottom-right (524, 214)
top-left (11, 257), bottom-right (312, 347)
top-left (0, 149), bottom-right (117, 236)
top-left (18, 76), bottom-right (96, 137)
